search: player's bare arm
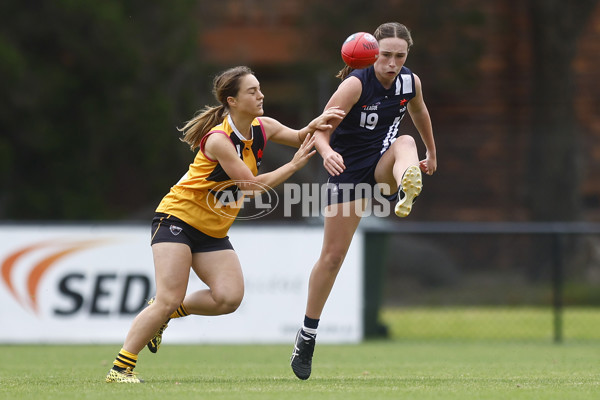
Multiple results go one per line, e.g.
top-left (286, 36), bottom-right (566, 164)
top-left (205, 130), bottom-right (316, 192)
top-left (316, 77), bottom-right (362, 176)
top-left (407, 74), bottom-right (437, 175)
top-left (262, 107), bottom-right (345, 148)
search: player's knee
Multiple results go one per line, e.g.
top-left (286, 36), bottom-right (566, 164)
top-left (394, 134), bottom-right (416, 149)
top-left (153, 296), bottom-right (184, 319)
top-left (320, 250), bottom-right (346, 273)
top-left (213, 289), bottom-right (244, 314)
top-left (217, 298), bottom-right (242, 315)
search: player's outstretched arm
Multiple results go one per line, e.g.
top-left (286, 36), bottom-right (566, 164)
top-left (261, 107), bottom-right (345, 148)
top-left (205, 131), bottom-right (317, 193)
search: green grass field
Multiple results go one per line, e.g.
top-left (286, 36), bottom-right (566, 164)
top-left (1, 308), bottom-right (599, 400)
top-left (381, 307), bottom-right (600, 341)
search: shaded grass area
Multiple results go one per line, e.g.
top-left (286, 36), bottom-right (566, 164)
top-left (380, 306), bottom-right (600, 341)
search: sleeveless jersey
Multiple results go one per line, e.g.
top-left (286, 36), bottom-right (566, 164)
top-left (156, 115), bottom-right (266, 238)
top-left (330, 65), bottom-right (416, 173)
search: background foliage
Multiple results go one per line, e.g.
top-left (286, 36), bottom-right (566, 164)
top-left (1, 0), bottom-right (599, 222)
top-left (1, 1), bottom-right (204, 219)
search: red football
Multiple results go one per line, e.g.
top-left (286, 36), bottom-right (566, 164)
top-left (341, 32), bottom-right (379, 69)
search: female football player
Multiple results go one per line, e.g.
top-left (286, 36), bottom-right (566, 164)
top-left (105, 65), bottom-right (344, 383)
top-left (290, 22), bottom-right (437, 380)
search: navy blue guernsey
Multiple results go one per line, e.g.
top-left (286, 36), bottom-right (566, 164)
top-left (330, 66), bottom-right (416, 173)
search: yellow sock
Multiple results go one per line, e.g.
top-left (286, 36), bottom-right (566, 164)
top-left (169, 303), bottom-right (189, 319)
top-left (113, 348), bottom-right (138, 370)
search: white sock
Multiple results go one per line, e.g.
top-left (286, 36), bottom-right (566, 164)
top-left (301, 326), bottom-right (317, 339)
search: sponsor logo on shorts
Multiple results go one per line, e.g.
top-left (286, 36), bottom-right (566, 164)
top-left (169, 225), bottom-right (182, 236)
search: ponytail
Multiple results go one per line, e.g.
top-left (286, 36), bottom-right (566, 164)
top-left (335, 65), bottom-right (354, 81)
top-left (179, 104), bottom-right (226, 151)
top-left (178, 66), bottom-right (254, 151)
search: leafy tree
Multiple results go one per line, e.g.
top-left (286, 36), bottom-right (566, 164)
top-left (0, 0), bottom-right (206, 220)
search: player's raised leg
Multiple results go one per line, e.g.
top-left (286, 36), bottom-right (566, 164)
top-left (374, 135), bottom-right (422, 217)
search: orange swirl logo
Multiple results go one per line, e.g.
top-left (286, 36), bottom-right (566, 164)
top-left (1, 239), bottom-right (111, 314)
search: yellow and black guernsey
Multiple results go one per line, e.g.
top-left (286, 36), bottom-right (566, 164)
top-left (156, 115), bottom-right (266, 238)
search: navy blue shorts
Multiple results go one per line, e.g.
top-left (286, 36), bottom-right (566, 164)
top-left (326, 162), bottom-right (399, 205)
top-left (150, 213), bottom-right (234, 253)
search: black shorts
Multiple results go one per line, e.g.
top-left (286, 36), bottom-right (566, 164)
top-left (326, 163), bottom-right (398, 205)
top-left (150, 213), bottom-right (234, 253)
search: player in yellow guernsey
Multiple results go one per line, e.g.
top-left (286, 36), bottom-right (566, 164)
top-left (156, 115), bottom-right (267, 238)
top-left (106, 66), bottom-right (344, 383)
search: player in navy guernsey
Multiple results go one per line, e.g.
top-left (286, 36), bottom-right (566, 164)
top-left (329, 64), bottom-right (417, 187)
top-left (291, 22), bottom-right (437, 380)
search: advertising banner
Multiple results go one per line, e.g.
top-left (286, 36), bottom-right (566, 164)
top-left (0, 224), bottom-right (363, 344)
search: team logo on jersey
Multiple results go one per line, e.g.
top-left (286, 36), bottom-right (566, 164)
top-left (362, 102), bottom-right (380, 111)
top-left (169, 225), bottom-right (182, 236)
top-left (400, 99), bottom-right (408, 106)
top-left (256, 149), bottom-right (264, 168)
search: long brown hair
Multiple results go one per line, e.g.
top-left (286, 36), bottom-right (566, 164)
top-left (336, 22), bottom-right (414, 81)
top-left (179, 66), bottom-right (254, 150)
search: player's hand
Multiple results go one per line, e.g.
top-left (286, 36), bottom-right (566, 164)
top-left (323, 149), bottom-right (345, 176)
top-left (419, 155), bottom-right (437, 175)
top-left (290, 132), bottom-right (317, 169)
top-left (308, 107), bottom-right (345, 132)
